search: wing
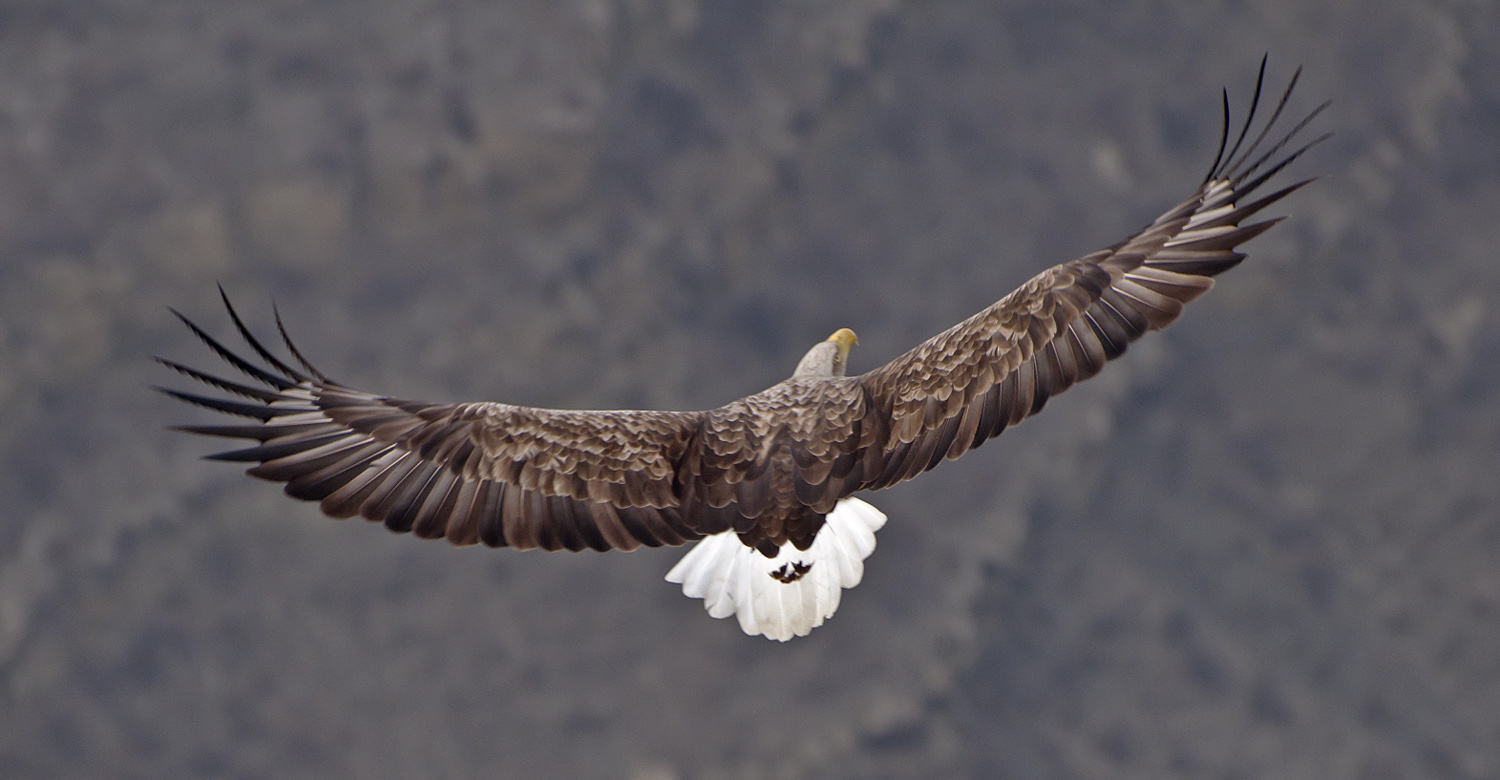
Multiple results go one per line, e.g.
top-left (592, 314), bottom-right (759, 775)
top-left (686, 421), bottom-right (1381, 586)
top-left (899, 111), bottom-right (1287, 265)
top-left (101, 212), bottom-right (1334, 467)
top-left (157, 289), bottom-right (709, 552)
top-left (852, 60), bottom-right (1329, 491)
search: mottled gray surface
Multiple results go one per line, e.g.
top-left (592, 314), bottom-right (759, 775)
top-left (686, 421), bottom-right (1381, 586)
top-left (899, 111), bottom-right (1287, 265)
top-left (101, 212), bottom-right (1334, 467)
top-left (1, 1), bottom-right (1496, 778)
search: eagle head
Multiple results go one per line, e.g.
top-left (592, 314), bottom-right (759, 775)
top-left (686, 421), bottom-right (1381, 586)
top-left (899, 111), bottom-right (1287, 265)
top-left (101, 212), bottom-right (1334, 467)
top-left (792, 328), bottom-right (858, 378)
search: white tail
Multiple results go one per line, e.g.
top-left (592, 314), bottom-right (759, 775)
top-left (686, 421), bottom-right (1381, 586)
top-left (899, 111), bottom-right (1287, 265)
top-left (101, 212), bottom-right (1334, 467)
top-left (664, 497), bottom-right (887, 641)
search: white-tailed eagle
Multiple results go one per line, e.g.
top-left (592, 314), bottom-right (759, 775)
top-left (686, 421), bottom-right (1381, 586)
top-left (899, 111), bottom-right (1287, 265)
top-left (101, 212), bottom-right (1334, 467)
top-left (159, 62), bottom-right (1326, 641)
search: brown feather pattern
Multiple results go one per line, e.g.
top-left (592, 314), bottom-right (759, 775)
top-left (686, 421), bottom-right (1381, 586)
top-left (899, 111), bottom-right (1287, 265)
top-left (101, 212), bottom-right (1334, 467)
top-left (161, 64), bottom-right (1324, 556)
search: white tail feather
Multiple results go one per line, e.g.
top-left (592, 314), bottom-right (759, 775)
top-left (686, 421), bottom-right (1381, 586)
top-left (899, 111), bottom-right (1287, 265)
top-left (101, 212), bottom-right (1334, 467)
top-left (664, 497), bottom-right (887, 641)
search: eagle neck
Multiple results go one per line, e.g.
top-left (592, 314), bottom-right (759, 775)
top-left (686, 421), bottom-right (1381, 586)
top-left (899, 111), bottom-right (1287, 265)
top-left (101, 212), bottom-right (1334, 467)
top-left (791, 341), bottom-right (843, 378)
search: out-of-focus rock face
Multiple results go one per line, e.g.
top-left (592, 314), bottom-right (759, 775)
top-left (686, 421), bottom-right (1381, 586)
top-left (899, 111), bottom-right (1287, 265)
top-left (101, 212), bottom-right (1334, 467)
top-left (2, 2), bottom-right (1497, 778)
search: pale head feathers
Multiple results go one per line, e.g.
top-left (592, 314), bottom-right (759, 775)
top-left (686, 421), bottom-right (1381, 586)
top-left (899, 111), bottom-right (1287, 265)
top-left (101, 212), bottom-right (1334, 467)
top-left (792, 328), bottom-right (859, 378)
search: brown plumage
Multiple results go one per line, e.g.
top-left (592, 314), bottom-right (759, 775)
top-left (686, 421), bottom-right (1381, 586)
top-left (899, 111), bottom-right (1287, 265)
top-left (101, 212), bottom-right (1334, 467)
top-left (159, 61), bottom-right (1325, 639)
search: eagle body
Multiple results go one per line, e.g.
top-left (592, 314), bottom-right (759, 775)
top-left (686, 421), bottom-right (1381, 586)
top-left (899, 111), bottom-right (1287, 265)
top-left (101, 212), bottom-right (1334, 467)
top-left (160, 63), bottom-right (1326, 641)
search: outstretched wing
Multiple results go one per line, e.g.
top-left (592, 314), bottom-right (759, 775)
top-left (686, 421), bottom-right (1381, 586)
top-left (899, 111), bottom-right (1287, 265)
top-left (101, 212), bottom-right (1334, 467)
top-left (851, 60), bottom-right (1328, 491)
top-left (158, 291), bottom-right (710, 552)
top-left (162, 62), bottom-right (1325, 555)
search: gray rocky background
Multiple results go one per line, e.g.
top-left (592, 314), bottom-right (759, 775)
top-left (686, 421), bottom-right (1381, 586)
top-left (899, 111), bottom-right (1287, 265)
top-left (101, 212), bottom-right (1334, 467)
top-left (1, 1), bottom-right (1497, 778)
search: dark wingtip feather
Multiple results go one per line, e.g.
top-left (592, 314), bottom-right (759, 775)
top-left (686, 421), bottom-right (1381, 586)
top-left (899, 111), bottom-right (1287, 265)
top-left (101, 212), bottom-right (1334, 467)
top-left (1222, 67), bottom-right (1318, 185)
top-left (153, 356), bottom-right (285, 403)
top-left (170, 423), bottom-right (282, 441)
top-left (203, 432), bottom-right (352, 463)
top-left (154, 386), bottom-right (312, 421)
top-left (167, 307), bottom-right (298, 391)
top-left (217, 286), bottom-right (311, 384)
top-left (272, 302), bottom-right (333, 385)
top-left (1192, 178), bottom-right (1317, 230)
top-left (1232, 131), bottom-right (1331, 198)
top-left (1218, 55), bottom-right (1268, 181)
top-left (1203, 87), bottom-right (1232, 185)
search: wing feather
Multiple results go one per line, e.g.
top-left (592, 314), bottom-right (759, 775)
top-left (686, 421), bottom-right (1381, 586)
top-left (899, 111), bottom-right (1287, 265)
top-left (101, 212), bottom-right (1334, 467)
top-left (286, 441), bottom-right (395, 502)
top-left (849, 65), bottom-right (1324, 493)
top-left (412, 470), bottom-right (463, 541)
top-left (476, 481), bottom-right (508, 548)
top-left (160, 299), bottom-right (712, 552)
top-left (442, 478), bottom-right (483, 546)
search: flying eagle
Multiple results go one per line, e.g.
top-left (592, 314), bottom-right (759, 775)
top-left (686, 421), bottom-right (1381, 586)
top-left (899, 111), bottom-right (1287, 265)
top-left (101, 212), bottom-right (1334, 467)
top-left (160, 63), bottom-right (1326, 641)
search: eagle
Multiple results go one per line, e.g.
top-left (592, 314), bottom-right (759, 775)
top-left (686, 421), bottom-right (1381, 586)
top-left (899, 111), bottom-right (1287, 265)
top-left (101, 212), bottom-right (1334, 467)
top-left (159, 62), bottom-right (1326, 641)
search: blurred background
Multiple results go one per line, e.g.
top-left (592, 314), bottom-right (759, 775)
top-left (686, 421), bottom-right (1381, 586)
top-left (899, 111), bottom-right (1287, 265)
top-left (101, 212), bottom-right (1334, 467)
top-left (1, 1), bottom-right (1497, 778)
